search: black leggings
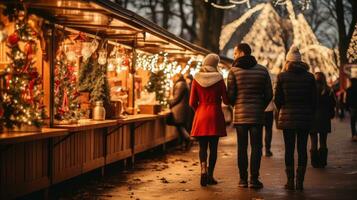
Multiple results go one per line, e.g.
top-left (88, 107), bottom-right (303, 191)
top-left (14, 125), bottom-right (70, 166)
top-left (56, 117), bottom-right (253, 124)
top-left (310, 132), bottom-right (328, 150)
top-left (198, 136), bottom-right (219, 175)
top-left (283, 130), bottom-right (309, 167)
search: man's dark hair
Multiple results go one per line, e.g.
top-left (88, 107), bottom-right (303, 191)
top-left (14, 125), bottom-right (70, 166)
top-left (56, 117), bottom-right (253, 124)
top-left (236, 43), bottom-right (251, 55)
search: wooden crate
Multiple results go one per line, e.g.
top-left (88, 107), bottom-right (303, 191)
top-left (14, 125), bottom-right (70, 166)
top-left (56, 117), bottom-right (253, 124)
top-left (138, 104), bottom-right (161, 114)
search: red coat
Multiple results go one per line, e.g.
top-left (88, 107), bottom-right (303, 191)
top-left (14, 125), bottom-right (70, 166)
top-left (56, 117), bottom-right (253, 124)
top-left (189, 79), bottom-right (229, 137)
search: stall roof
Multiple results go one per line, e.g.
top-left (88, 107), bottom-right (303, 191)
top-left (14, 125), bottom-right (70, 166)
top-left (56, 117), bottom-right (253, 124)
top-left (0, 0), bottom-right (205, 59)
top-left (1, 0), bottom-right (232, 65)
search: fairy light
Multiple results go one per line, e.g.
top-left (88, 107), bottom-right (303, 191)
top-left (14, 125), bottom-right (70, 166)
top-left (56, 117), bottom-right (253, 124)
top-left (348, 25), bottom-right (357, 64)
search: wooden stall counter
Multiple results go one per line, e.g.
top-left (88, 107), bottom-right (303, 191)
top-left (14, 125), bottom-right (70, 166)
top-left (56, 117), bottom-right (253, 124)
top-left (0, 128), bottom-right (69, 144)
top-left (54, 119), bottom-right (118, 132)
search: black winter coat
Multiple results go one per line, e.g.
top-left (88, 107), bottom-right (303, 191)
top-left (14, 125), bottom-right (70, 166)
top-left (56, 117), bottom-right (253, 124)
top-left (274, 62), bottom-right (316, 130)
top-left (227, 56), bottom-right (273, 125)
top-left (169, 77), bottom-right (190, 125)
top-left (346, 82), bottom-right (357, 109)
top-left (312, 88), bottom-right (336, 133)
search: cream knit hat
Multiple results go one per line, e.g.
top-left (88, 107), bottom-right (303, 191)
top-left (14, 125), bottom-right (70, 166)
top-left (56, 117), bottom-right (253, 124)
top-left (201, 53), bottom-right (220, 72)
top-left (286, 45), bottom-right (302, 62)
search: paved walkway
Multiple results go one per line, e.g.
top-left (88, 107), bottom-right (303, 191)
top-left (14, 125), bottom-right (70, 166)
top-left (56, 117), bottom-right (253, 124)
top-left (54, 119), bottom-right (357, 200)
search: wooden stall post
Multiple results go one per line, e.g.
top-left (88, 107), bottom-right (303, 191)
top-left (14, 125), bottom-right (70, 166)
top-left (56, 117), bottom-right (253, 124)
top-left (127, 36), bottom-right (138, 168)
top-left (49, 24), bottom-right (56, 128)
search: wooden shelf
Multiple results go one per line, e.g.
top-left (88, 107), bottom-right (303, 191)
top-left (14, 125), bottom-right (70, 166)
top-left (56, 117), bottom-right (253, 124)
top-left (118, 114), bottom-right (158, 124)
top-left (0, 128), bottom-right (69, 144)
top-left (54, 119), bottom-right (118, 132)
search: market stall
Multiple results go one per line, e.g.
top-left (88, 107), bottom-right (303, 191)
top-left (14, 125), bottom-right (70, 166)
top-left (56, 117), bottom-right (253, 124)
top-left (0, 0), bottom-right (232, 199)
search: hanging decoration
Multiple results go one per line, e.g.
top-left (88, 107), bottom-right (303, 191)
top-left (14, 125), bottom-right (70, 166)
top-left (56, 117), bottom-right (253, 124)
top-left (81, 38), bottom-right (98, 61)
top-left (0, 6), bottom-right (46, 129)
top-left (54, 43), bottom-right (80, 124)
top-left (107, 46), bottom-right (126, 72)
top-left (64, 40), bottom-right (77, 62)
top-left (98, 48), bottom-right (108, 65)
top-left (72, 32), bottom-right (87, 57)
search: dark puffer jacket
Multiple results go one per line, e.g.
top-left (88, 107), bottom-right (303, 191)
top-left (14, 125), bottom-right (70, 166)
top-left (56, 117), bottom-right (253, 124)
top-left (346, 79), bottom-right (357, 109)
top-left (227, 56), bottom-right (273, 125)
top-left (169, 77), bottom-right (190, 125)
top-left (274, 62), bottom-right (316, 130)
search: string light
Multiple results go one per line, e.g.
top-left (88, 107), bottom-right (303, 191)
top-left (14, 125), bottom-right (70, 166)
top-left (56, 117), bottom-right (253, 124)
top-left (220, 1), bottom-right (338, 81)
top-left (347, 25), bottom-right (357, 64)
top-left (136, 52), bottom-right (203, 105)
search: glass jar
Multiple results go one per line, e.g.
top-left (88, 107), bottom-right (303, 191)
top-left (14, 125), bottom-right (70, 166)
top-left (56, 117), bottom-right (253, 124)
top-left (92, 101), bottom-right (106, 121)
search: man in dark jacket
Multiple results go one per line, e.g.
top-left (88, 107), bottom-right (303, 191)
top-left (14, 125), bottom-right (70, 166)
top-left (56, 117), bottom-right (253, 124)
top-left (227, 43), bottom-right (273, 188)
top-left (274, 46), bottom-right (316, 191)
top-left (169, 74), bottom-right (191, 150)
top-left (346, 78), bottom-right (357, 141)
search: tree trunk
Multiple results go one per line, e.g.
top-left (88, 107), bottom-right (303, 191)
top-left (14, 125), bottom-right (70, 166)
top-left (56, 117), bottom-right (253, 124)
top-left (335, 0), bottom-right (357, 89)
top-left (161, 0), bottom-right (170, 29)
top-left (194, 0), bottom-right (224, 53)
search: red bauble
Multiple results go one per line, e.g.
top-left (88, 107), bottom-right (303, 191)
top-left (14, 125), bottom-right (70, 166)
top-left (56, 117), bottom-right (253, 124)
top-left (29, 71), bottom-right (39, 79)
top-left (122, 57), bottom-right (130, 66)
top-left (7, 32), bottom-right (20, 47)
top-left (0, 106), bottom-right (4, 117)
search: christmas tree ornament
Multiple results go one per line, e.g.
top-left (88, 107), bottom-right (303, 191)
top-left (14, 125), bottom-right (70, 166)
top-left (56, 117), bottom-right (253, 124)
top-left (7, 31), bottom-right (20, 47)
top-left (72, 32), bottom-right (87, 56)
top-left (0, 106), bottom-right (4, 118)
top-left (64, 42), bottom-right (77, 62)
top-left (17, 10), bottom-right (26, 21)
top-left (90, 39), bottom-right (99, 54)
top-left (98, 48), bottom-right (107, 65)
top-left (24, 40), bottom-right (36, 57)
top-left (81, 41), bottom-right (92, 61)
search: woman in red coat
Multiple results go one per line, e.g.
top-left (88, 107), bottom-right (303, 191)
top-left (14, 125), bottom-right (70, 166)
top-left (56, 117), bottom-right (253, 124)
top-left (190, 53), bottom-right (229, 186)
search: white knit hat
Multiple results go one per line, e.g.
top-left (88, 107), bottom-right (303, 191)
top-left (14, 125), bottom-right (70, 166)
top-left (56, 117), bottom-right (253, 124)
top-left (286, 45), bottom-right (302, 62)
top-left (201, 53), bottom-right (220, 72)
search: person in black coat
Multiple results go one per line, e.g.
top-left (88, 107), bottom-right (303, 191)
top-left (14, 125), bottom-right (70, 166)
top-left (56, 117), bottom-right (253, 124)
top-left (346, 78), bottom-right (357, 141)
top-left (274, 46), bottom-right (316, 191)
top-left (310, 72), bottom-right (336, 168)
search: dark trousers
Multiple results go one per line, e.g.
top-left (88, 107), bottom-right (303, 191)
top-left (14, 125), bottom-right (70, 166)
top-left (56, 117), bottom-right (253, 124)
top-left (283, 130), bottom-right (309, 168)
top-left (198, 137), bottom-right (219, 175)
top-left (176, 125), bottom-right (190, 141)
top-left (351, 108), bottom-right (357, 137)
top-left (264, 111), bottom-right (274, 151)
top-left (236, 125), bottom-right (263, 180)
top-left (310, 132), bottom-right (327, 150)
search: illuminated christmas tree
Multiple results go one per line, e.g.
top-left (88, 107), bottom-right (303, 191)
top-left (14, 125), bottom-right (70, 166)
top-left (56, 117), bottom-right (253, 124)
top-left (0, 9), bottom-right (45, 129)
top-left (145, 69), bottom-right (167, 105)
top-left (54, 45), bottom-right (80, 123)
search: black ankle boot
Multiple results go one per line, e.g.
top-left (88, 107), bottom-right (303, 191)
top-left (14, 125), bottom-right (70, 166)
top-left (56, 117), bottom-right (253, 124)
top-left (296, 166), bottom-right (306, 191)
top-left (207, 167), bottom-right (218, 185)
top-left (284, 167), bottom-right (295, 190)
top-left (319, 148), bottom-right (328, 168)
top-left (200, 162), bottom-right (208, 186)
top-left (310, 149), bottom-right (320, 168)
top-left (207, 176), bottom-right (218, 185)
top-left (201, 173), bottom-right (208, 186)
